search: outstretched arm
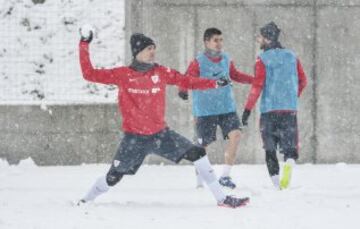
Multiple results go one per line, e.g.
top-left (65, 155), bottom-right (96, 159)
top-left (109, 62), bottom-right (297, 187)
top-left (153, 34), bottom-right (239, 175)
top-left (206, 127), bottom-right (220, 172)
top-left (177, 60), bottom-right (200, 100)
top-left (162, 66), bottom-right (216, 90)
top-left (229, 61), bottom-right (254, 84)
top-left (161, 66), bottom-right (230, 90)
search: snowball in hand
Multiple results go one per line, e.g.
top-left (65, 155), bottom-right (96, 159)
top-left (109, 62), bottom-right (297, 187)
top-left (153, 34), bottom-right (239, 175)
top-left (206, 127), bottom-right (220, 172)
top-left (80, 24), bottom-right (94, 39)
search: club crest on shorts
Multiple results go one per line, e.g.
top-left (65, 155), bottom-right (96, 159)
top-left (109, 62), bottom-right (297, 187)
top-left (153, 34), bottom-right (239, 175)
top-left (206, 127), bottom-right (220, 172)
top-left (113, 160), bottom-right (120, 167)
top-left (197, 138), bottom-right (203, 145)
top-left (151, 75), bottom-right (159, 84)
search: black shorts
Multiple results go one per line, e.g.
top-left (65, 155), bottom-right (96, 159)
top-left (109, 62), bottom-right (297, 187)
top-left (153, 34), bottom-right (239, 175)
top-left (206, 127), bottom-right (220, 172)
top-left (108, 128), bottom-right (195, 175)
top-left (195, 112), bottom-right (241, 147)
top-left (260, 112), bottom-right (299, 159)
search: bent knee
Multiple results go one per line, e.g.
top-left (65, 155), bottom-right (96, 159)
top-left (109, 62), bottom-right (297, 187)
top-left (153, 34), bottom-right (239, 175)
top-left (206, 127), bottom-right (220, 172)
top-left (106, 171), bottom-right (123, 186)
top-left (183, 146), bottom-right (206, 162)
top-left (229, 130), bottom-right (241, 141)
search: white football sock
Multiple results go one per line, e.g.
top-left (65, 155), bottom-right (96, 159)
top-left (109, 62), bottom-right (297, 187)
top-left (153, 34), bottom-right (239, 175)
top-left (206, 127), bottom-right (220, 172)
top-left (221, 164), bottom-right (232, 177)
top-left (285, 158), bottom-right (296, 167)
top-left (195, 168), bottom-right (204, 187)
top-left (193, 156), bottom-right (226, 203)
top-left (270, 175), bottom-right (280, 188)
top-left (82, 176), bottom-right (110, 202)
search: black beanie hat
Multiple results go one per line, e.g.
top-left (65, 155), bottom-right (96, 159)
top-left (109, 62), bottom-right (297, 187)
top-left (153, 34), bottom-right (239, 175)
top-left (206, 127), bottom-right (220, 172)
top-left (130, 33), bottom-right (155, 58)
top-left (260, 22), bottom-right (281, 42)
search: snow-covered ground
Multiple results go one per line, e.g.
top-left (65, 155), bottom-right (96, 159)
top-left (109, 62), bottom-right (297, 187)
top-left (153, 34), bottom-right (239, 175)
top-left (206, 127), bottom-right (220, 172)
top-left (1, 158), bottom-right (359, 229)
top-left (0, 0), bottom-right (124, 103)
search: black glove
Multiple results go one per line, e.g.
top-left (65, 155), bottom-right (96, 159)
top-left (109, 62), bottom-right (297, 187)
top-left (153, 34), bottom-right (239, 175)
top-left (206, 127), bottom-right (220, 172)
top-left (178, 91), bottom-right (189, 100)
top-left (242, 109), bottom-right (251, 126)
top-left (79, 28), bottom-right (93, 43)
top-left (216, 77), bottom-right (231, 87)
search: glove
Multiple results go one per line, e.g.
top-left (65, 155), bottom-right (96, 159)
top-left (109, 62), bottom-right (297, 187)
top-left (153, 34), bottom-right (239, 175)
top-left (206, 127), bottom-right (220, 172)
top-left (241, 109), bottom-right (251, 126)
top-left (178, 91), bottom-right (189, 100)
top-left (79, 25), bottom-right (94, 43)
top-left (216, 77), bottom-right (231, 87)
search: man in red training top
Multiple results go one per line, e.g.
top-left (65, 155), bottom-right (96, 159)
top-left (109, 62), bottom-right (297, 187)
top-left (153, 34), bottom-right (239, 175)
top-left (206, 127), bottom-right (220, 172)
top-left (76, 27), bottom-right (249, 208)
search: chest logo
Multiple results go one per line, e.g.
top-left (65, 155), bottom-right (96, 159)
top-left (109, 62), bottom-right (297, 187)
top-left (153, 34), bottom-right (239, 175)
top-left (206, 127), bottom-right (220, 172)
top-left (151, 75), bottom-right (159, 84)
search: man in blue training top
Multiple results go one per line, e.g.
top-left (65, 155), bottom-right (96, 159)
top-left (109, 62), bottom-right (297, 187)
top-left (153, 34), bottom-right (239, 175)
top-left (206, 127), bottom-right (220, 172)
top-left (242, 22), bottom-right (307, 189)
top-left (178, 28), bottom-right (253, 189)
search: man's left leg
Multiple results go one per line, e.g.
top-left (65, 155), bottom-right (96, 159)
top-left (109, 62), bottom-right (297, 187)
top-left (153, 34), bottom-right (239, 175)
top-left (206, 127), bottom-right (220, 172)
top-left (279, 148), bottom-right (298, 190)
top-left (154, 128), bottom-right (249, 207)
top-left (279, 112), bottom-right (299, 190)
top-left (218, 112), bottom-right (242, 189)
top-left (184, 146), bottom-right (250, 207)
top-left (78, 134), bottom-right (147, 204)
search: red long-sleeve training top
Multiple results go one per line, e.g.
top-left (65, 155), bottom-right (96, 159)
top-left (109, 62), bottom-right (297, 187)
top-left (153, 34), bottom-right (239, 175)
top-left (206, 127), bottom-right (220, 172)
top-left (79, 41), bottom-right (217, 135)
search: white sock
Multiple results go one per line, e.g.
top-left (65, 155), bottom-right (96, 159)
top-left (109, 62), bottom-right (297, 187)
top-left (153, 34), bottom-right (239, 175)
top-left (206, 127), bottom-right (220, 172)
top-left (195, 168), bottom-right (204, 187)
top-left (285, 158), bottom-right (296, 167)
top-left (270, 175), bottom-right (280, 188)
top-left (83, 176), bottom-right (110, 202)
top-left (193, 156), bottom-right (226, 203)
top-left (221, 164), bottom-right (232, 177)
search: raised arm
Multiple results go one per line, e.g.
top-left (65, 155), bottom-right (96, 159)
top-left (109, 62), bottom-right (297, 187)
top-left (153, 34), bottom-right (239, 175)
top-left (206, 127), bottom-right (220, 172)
top-left (79, 41), bottom-right (121, 85)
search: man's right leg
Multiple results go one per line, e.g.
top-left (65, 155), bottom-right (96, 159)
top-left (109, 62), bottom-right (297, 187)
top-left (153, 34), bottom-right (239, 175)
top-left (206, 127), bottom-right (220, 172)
top-left (78, 134), bottom-right (147, 204)
top-left (80, 170), bottom-right (123, 203)
top-left (265, 150), bottom-right (280, 188)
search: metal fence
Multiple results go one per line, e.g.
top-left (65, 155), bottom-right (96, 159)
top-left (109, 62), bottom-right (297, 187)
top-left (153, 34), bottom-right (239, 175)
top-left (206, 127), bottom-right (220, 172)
top-left (0, 0), bottom-right (125, 104)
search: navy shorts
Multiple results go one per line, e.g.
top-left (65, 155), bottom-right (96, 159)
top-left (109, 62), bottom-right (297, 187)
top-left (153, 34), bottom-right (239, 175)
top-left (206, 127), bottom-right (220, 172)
top-left (260, 112), bottom-right (299, 160)
top-left (195, 112), bottom-right (241, 147)
top-left (108, 128), bottom-right (195, 175)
